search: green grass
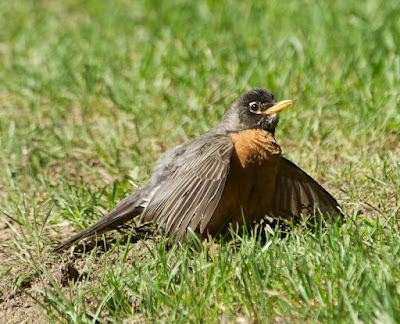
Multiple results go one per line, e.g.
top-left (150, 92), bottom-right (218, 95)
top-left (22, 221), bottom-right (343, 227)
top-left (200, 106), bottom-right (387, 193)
top-left (0, 0), bottom-right (399, 322)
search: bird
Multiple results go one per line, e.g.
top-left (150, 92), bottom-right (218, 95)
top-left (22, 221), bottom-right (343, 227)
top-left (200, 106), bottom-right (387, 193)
top-left (53, 88), bottom-right (342, 252)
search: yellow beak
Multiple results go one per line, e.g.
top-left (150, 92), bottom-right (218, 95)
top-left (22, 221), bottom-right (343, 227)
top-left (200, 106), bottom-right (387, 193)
top-left (263, 100), bottom-right (292, 115)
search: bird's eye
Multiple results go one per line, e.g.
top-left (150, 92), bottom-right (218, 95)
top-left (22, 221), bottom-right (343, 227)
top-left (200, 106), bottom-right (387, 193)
top-left (249, 102), bottom-right (259, 112)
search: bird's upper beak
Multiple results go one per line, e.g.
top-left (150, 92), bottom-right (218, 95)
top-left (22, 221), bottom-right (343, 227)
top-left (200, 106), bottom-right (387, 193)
top-left (263, 100), bottom-right (292, 115)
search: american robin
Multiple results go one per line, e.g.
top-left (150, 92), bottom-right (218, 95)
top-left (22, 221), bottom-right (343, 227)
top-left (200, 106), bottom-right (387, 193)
top-left (53, 88), bottom-right (341, 252)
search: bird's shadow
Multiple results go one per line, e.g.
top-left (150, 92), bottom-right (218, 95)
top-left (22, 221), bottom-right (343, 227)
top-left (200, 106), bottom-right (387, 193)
top-left (63, 222), bottom-right (156, 256)
top-left (60, 213), bottom-right (342, 257)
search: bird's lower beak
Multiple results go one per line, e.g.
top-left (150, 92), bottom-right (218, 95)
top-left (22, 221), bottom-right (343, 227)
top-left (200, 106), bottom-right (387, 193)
top-left (263, 100), bottom-right (292, 114)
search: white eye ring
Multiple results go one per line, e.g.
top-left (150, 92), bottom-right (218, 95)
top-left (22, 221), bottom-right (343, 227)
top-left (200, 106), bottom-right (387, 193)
top-left (249, 102), bottom-right (261, 113)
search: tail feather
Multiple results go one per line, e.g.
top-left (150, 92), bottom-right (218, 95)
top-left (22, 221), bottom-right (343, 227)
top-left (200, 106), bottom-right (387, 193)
top-left (52, 191), bottom-right (145, 252)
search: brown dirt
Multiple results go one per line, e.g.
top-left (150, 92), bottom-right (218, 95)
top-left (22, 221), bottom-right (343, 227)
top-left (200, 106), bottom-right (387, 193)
top-left (0, 223), bottom-right (155, 324)
top-left (0, 221), bottom-right (46, 323)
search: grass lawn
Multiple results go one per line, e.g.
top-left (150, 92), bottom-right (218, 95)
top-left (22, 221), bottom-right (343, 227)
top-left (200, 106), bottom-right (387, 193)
top-left (0, 0), bottom-right (399, 322)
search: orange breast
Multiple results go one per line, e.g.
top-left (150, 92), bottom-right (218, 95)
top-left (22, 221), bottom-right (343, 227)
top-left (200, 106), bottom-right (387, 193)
top-left (204, 129), bottom-right (282, 235)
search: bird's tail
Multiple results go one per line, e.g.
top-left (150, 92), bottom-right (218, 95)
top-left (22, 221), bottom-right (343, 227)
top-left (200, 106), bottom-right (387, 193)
top-left (52, 190), bottom-right (145, 252)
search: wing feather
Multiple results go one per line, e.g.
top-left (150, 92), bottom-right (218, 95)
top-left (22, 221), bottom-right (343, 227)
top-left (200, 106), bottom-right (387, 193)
top-left (140, 135), bottom-right (234, 240)
top-left (165, 179), bottom-right (206, 234)
top-left (268, 157), bottom-right (341, 221)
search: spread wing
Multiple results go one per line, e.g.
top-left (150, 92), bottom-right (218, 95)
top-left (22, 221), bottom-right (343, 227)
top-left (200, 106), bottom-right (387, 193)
top-left (268, 157), bottom-right (342, 221)
top-left (141, 135), bottom-right (234, 240)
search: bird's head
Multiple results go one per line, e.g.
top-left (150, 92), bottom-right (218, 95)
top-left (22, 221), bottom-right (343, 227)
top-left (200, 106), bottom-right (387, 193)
top-left (222, 88), bottom-right (292, 134)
